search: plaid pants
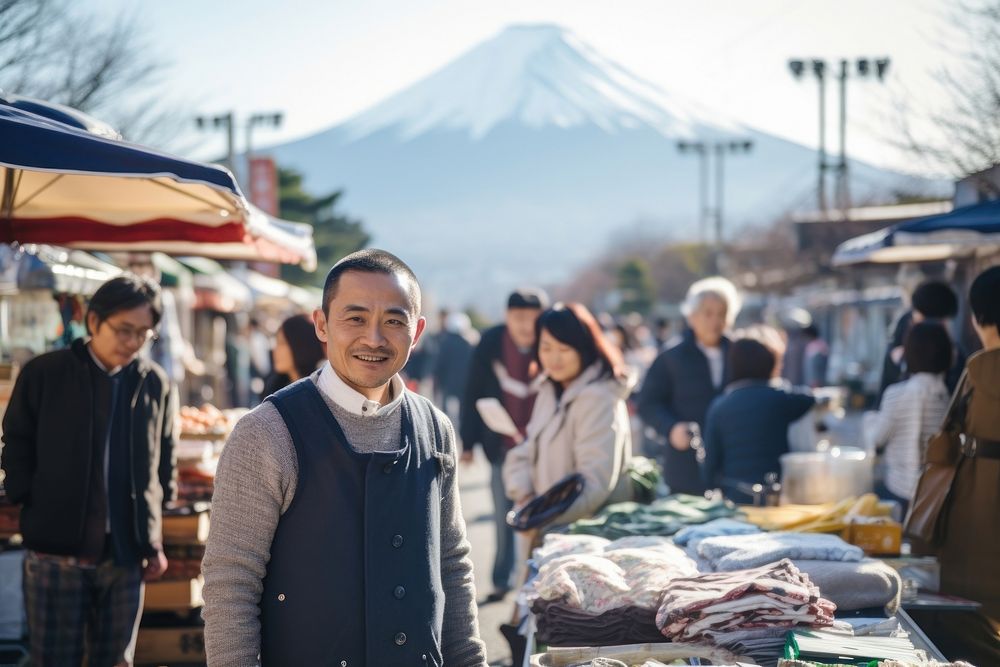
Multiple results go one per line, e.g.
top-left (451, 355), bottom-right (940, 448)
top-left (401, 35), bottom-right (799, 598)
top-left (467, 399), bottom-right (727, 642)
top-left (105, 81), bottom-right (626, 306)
top-left (23, 550), bottom-right (143, 667)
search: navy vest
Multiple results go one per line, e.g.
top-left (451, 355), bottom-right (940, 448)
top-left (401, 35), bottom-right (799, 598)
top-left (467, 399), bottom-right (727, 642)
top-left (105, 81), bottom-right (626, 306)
top-left (260, 380), bottom-right (449, 666)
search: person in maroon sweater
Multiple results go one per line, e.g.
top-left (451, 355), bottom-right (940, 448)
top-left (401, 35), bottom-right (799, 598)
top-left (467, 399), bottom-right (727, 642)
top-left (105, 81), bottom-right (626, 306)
top-left (459, 288), bottom-right (548, 601)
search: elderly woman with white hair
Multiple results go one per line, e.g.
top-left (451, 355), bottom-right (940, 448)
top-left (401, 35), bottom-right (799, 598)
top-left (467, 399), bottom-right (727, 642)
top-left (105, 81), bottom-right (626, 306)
top-left (637, 277), bottom-right (740, 495)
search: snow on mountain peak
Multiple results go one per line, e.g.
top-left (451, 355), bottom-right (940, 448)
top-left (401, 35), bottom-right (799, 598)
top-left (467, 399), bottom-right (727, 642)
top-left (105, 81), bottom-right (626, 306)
top-left (342, 23), bottom-right (743, 141)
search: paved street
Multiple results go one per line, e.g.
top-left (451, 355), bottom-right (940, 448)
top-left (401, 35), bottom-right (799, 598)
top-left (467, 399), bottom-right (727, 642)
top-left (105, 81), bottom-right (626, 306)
top-left (457, 451), bottom-right (515, 666)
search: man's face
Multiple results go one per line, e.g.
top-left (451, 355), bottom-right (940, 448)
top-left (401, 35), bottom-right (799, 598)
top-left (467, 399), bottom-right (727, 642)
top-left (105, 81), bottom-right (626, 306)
top-left (313, 270), bottom-right (425, 400)
top-left (506, 307), bottom-right (541, 350)
top-left (87, 304), bottom-right (156, 369)
top-left (687, 295), bottom-right (728, 347)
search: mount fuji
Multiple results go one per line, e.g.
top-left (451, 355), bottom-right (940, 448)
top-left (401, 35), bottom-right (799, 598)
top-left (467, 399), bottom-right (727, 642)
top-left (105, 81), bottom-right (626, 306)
top-left (268, 24), bottom-right (937, 308)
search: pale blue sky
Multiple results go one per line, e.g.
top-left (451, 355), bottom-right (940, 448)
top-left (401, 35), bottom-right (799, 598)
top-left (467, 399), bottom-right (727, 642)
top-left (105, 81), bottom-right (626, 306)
top-left (91, 0), bottom-right (956, 174)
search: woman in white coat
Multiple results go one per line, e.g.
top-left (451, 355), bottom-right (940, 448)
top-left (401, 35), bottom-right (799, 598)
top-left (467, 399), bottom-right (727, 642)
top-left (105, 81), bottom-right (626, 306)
top-left (503, 302), bottom-right (636, 529)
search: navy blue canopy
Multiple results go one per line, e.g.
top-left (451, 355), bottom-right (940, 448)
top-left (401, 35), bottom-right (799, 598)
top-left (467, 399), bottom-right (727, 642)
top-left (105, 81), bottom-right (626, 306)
top-left (0, 101), bottom-right (241, 195)
top-left (833, 199), bottom-right (1000, 266)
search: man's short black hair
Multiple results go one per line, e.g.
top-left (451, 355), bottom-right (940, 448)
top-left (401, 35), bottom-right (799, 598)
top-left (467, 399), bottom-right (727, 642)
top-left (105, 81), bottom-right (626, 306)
top-left (86, 273), bottom-right (162, 330)
top-left (507, 287), bottom-right (549, 311)
top-left (911, 281), bottom-right (959, 319)
top-left (970, 265), bottom-right (1000, 328)
top-left (321, 249), bottom-right (421, 316)
top-left (904, 322), bottom-right (952, 375)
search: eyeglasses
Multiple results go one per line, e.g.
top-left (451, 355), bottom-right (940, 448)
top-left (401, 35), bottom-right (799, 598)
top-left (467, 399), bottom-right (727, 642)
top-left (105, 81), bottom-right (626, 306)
top-left (102, 321), bottom-right (159, 345)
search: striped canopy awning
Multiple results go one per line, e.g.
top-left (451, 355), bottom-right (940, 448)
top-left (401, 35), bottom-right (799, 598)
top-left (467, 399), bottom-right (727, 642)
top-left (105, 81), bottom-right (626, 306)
top-left (0, 101), bottom-right (315, 269)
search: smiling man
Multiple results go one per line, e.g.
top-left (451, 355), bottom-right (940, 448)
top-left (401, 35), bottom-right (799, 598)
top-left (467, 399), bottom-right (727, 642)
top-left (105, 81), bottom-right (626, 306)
top-left (1, 273), bottom-right (177, 666)
top-left (202, 249), bottom-right (487, 666)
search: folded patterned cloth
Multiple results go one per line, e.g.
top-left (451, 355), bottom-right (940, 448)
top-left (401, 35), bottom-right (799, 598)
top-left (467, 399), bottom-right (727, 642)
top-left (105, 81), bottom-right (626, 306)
top-left (656, 558), bottom-right (836, 642)
top-left (533, 554), bottom-right (631, 613)
top-left (533, 533), bottom-right (610, 568)
top-left (697, 531), bottom-right (864, 571)
top-left (793, 558), bottom-right (902, 613)
top-left (533, 546), bottom-right (698, 613)
top-left (672, 518), bottom-right (761, 548)
top-left (602, 548), bottom-right (698, 608)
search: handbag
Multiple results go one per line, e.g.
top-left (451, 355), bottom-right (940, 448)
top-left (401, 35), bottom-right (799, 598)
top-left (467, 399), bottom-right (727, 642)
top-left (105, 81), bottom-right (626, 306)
top-left (904, 370), bottom-right (970, 548)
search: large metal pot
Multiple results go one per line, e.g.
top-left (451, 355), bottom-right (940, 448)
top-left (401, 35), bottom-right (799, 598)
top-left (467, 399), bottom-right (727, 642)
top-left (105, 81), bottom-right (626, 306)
top-left (780, 446), bottom-right (873, 505)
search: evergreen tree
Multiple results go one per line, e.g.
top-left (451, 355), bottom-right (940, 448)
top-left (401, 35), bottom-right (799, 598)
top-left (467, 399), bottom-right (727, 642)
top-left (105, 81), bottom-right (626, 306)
top-left (616, 258), bottom-right (656, 315)
top-left (278, 168), bottom-right (369, 286)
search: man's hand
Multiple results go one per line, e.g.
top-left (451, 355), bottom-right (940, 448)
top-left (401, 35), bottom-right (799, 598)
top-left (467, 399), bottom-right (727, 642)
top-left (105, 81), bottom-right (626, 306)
top-left (143, 545), bottom-right (168, 582)
top-left (460, 450), bottom-right (474, 465)
top-left (669, 422), bottom-right (694, 451)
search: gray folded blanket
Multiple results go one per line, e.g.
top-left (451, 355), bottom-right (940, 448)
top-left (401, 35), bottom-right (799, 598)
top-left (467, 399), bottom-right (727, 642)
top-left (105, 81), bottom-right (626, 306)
top-left (793, 558), bottom-right (902, 613)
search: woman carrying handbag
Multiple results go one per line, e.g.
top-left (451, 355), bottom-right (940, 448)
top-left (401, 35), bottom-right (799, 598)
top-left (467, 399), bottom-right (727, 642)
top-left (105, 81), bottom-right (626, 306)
top-left (907, 266), bottom-right (1000, 664)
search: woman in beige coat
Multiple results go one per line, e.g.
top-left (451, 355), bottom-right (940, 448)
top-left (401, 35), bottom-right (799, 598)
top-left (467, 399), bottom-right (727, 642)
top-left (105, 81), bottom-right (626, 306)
top-left (503, 302), bottom-right (635, 528)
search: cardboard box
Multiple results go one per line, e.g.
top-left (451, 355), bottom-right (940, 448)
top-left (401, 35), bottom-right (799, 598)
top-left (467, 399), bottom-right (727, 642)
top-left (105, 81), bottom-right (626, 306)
top-left (135, 626), bottom-right (205, 664)
top-left (844, 518), bottom-right (902, 556)
top-left (162, 511), bottom-right (210, 545)
top-left (144, 577), bottom-right (204, 611)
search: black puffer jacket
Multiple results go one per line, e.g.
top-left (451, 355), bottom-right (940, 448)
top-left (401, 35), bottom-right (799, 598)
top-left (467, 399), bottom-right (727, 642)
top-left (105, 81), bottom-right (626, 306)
top-left (637, 329), bottom-right (730, 495)
top-left (1, 338), bottom-right (177, 558)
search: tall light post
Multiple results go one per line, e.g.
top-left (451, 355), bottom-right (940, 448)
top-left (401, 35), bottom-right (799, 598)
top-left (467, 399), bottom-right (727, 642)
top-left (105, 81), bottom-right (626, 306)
top-left (714, 140), bottom-right (753, 249)
top-left (195, 111), bottom-right (284, 184)
top-left (788, 56), bottom-right (890, 216)
top-left (245, 112), bottom-right (284, 160)
top-left (788, 59), bottom-right (828, 212)
top-left (677, 138), bottom-right (754, 252)
top-left (195, 112), bottom-right (235, 172)
top-left (677, 140), bottom-right (709, 241)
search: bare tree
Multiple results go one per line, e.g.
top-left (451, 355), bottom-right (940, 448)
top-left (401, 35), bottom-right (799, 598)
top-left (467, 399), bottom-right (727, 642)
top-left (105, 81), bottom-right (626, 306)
top-left (895, 1), bottom-right (1000, 186)
top-left (0, 0), bottom-right (186, 148)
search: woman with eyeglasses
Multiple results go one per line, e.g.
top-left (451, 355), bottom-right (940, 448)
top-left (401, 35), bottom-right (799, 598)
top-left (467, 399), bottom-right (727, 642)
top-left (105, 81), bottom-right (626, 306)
top-left (503, 302), bottom-right (636, 529)
top-left (1, 273), bottom-right (178, 666)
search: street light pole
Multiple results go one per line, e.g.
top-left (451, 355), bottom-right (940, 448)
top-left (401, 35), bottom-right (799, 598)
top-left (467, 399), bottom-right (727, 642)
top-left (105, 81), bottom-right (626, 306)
top-left (789, 56), bottom-right (891, 218)
top-left (194, 112), bottom-right (235, 173)
top-left (837, 59), bottom-right (849, 213)
top-left (715, 143), bottom-right (724, 248)
top-left (816, 60), bottom-right (828, 213)
top-left (245, 112), bottom-right (284, 161)
top-left (677, 139), bottom-right (753, 253)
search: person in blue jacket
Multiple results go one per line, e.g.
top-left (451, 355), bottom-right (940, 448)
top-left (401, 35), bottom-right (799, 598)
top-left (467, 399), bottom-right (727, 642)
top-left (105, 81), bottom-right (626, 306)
top-left (701, 329), bottom-right (816, 503)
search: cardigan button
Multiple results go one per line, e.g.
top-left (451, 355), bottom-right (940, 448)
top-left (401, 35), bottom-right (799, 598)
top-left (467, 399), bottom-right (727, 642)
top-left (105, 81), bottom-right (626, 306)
top-left (392, 534), bottom-right (404, 548)
top-left (277, 593), bottom-right (286, 602)
top-left (394, 632), bottom-right (407, 646)
top-left (394, 585), bottom-right (406, 599)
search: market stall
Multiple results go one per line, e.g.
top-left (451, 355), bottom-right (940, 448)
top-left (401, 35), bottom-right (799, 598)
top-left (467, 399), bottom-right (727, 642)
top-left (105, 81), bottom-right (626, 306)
top-left (516, 491), bottom-right (956, 667)
top-left (133, 403), bottom-right (241, 665)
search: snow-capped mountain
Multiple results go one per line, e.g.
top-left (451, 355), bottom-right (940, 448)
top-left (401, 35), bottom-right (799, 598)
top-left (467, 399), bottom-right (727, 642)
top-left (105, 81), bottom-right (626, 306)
top-left (342, 24), bottom-right (742, 141)
top-left (268, 24), bottom-right (940, 309)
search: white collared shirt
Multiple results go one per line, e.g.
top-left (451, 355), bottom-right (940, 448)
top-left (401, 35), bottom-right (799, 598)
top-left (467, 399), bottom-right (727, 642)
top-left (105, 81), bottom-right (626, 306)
top-left (697, 341), bottom-right (724, 390)
top-left (86, 342), bottom-right (123, 377)
top-left (316, 361), bottom-right (406, 418)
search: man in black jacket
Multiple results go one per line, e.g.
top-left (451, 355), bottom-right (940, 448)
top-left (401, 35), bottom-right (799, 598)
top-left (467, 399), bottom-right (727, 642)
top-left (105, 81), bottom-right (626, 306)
top-left (638, 277), bottom-right (737, 496)
top-left (459, 288), bottom-right (547, 601)
top-left (1, 274), bottom-right (177, 666)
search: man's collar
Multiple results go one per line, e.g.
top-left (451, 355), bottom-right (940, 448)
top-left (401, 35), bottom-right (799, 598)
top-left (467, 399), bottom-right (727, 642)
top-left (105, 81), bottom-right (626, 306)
top-left (86, 341), bottom-right (123, 376)
top-left (316, 361), bottom-right (405, 418)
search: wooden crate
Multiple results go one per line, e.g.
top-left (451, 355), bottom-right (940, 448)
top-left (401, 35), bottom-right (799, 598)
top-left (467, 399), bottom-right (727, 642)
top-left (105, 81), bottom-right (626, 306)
top-left (135, 626), bottom-right (205, 664)
top-left (162, 512), bottom-right (210, 545)
top-left (144, 577), bottom-right (204, 611)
